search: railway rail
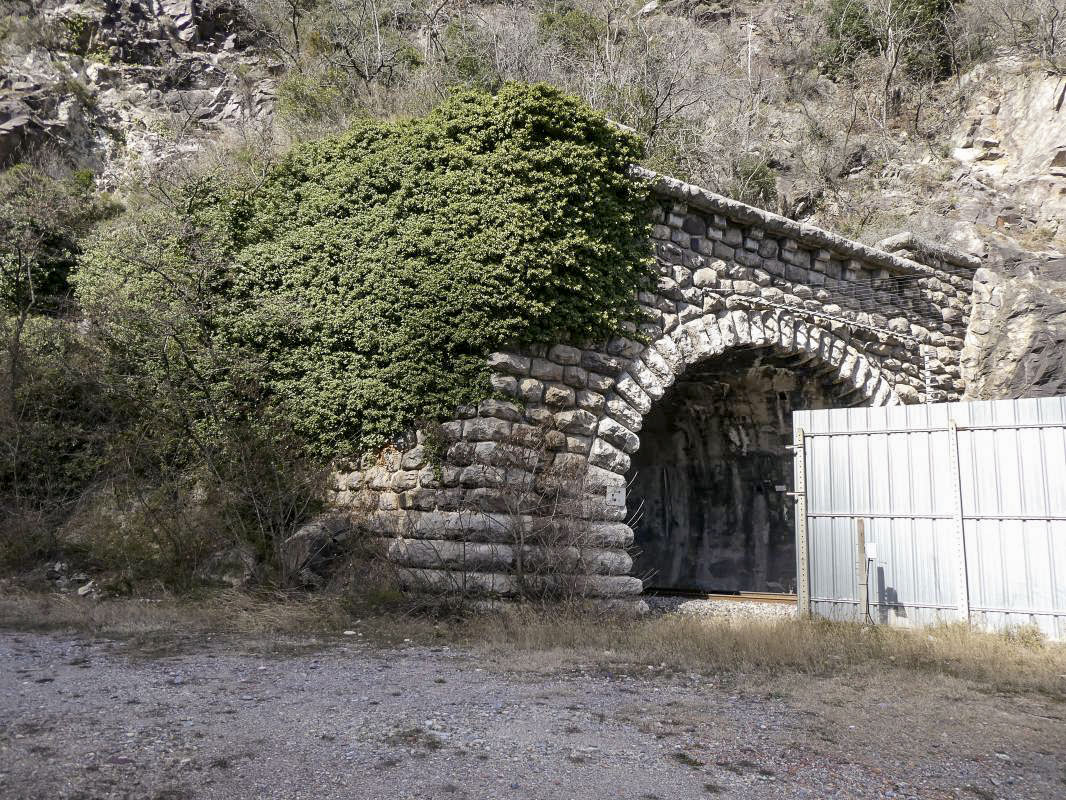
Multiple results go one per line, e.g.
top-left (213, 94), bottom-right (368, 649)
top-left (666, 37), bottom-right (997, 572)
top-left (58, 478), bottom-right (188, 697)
top-left (643, 588), bottom-right (799, 605)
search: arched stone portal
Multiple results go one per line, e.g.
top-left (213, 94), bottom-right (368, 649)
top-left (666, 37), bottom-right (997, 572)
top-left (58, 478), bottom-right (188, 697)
top-left (628, 344), bottom-right (888, 594)
top-left (319, 171), bottom-right (979, 604)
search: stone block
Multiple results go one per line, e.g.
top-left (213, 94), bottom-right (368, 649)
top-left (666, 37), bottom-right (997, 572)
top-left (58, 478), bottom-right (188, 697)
top-left (723, 226), bottom-right (743, 246)
top-left (548, 344), bottom-right (582, 366)
top-left (733, 280), bottom-right (760, 296)
top-left (401, 446), bottom-right (426, 470)
top-left (734, 249), bottom-right (761, 267)
top-left (682, 216), bottom-right (707, 236)
top-left (460, 464), bottom-right (506, 489)
top-left (447, 442), bottom-right (475, 466)
top-left (490, 374), bottom-right (517, 395)
top-left (576, 389), bottom-right (606, 414)
top-left (693, 267), bottom-right (717, 288)
top-left (486, 352), bottom-right (531, 374)
top-left (390, 470), bottom-right (419, 492)
top-left (629, 360), bottom-right (666, 400)
top-left (543, 383), bottom-right (577, 408)
top-left (544, 429), bottom-right (567, 450)
top-left (566, 435), bottom-right (592, 455)
top-left (713, 242), bottom-right (735, 260)
top-left (614, 373), bottom-right (653, 413)
top-left (606, 336), bottom-right (645, 359)
top-left (464, 417), bottom-right (513, 442)
top-left (677, 302), bottom-right (701, 323)
top-left (586, 371), bottom-right (614, 393)
top-left (597, 416), bottom-right (641, 454)
top-left (530, 357), bottom-right (564, 381)
top-left (440, 420), bottom-right (464, 442)
top-left (606, 394), bottom-right (643, 431)
top-left (517, 377), bottom-right (544, 403)
top-left (589, 438), bottom-right (631, 474)
top-left (473, 441), bottom-right (505, 466)
top-left (758, 239), bottom-right (779, 259)
top-left (563, 365), bottom-right (589, 389)
top-left (641, 347), bottom-right (673, 382)
top-left (478, 399), bottom-right (522, 421)
top-left (682, 250), bottom-right (705, 269)
top-left (554, 408), bottom-right (597, 436)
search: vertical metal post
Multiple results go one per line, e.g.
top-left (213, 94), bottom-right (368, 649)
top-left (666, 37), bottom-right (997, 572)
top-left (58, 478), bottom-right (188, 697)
top-left (947, 421), bottom-right (971, 623)
top-left (856, 518), bottom-right (869, 623)
top-left (793, 426), bottom-right (811, 616)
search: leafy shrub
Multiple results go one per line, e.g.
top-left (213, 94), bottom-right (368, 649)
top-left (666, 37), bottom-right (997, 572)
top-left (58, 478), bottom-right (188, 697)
top-left (277, 69), bottom-right (347, 123)
top-left (441, 21), bottom-right (502, 88)
top-left (727, 155), bottom-right (778, 210)
top-left (536, 3), bottom-right (607, 56)
top-left (78, 82), bottom-right (653, 459)
top-left (0, 164), bottom-right (116, 313)
top-left (0, 314), bottom-right (119, 570)
top-left (822, 0), bottom-right (959, 81)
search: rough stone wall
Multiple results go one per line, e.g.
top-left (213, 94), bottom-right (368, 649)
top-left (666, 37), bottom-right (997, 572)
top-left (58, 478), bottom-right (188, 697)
top-left (962, 261), bottom-right (1066, 399)
top-left (325, 172), bottom-right (979, 602)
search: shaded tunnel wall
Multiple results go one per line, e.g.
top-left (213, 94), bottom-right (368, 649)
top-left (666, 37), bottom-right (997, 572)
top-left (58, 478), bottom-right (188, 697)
top-left (628, 348), bottom-right (836, 593)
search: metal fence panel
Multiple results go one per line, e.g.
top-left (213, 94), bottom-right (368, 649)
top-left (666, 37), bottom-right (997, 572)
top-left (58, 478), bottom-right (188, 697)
top-left (793, 396), bottom-right (1066, 640)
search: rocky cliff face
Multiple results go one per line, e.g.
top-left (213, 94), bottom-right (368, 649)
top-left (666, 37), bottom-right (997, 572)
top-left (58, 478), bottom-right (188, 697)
top-left (944, 66), bottom-right (1066, 400)
top-left (949, 65), bottom-right (1066, 251)
top-left (962, 261), bottom-right (1066, 399)
top-left (0, 1), bottom-right (275, 185)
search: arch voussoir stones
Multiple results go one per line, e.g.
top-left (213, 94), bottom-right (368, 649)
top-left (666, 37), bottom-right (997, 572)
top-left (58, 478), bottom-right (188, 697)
top-left (320, 173), bottom-right (980, 605)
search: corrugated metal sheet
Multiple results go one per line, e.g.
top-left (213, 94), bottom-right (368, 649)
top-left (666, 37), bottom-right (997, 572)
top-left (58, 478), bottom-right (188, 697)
top-left (793, 397), bottom-right (1066, 639)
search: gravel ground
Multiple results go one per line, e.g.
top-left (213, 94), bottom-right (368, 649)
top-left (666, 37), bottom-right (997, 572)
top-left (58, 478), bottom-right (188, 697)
top-left (2, 629), bottom-right (1064, 800)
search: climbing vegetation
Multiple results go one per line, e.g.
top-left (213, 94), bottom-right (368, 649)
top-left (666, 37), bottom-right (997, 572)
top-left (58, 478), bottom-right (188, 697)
top-left (77, 82), bottom-right (653, 458)
top-left (7, 83), bottom-right (650, 583)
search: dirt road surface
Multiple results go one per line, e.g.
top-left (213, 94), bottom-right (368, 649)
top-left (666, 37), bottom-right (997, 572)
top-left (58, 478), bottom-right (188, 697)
top-left (2, 630), bottom-right (1063, 800)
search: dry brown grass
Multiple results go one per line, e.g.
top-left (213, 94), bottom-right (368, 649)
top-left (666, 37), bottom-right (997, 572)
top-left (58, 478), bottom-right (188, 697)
top-left (458, 609), bottom-right (1066, 698)
top-left (1, 590), bottom-right (1064, 698)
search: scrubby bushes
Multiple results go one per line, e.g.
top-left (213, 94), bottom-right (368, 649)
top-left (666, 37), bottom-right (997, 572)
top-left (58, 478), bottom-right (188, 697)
top-left (79, 83), bottom-right (652, 457)
top-left (2, 84), bottom-right (652, 588)
top-left (822, 0), bottom-right (961, 81)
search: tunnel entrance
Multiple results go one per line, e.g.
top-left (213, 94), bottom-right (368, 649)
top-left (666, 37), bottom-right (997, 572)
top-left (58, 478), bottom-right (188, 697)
top-left (627, 346), bottom-right (848, 594)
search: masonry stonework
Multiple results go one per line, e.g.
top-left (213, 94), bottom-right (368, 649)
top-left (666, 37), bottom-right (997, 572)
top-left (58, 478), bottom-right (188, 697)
top-left (322, 171), bottom-right (980, 604)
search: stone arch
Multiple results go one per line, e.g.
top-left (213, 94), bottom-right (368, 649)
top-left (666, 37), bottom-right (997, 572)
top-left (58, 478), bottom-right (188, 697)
top-left (318, 172), bottom-right (981, 604)
top-left (586, 306), bottom-right (898, 480)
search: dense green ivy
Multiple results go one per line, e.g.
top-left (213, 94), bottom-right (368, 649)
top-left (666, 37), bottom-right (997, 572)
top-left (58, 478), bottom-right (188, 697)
top-left (77, 83), bottom-right (653, 457)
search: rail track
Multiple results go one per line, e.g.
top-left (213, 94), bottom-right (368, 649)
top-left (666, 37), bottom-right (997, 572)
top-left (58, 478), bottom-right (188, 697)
top-left (643, 588), bottom-right (799, 605)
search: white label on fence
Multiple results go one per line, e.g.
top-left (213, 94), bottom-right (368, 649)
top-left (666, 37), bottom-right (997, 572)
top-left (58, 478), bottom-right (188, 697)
top-left (606, 486), bottom-right (626, 507)
top-left (865, 542), bottom-right (878, 560)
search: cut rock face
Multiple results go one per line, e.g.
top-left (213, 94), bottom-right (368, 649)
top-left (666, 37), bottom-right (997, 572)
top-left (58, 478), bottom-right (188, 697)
top-left (962, 261), bottom-right (1066, 400)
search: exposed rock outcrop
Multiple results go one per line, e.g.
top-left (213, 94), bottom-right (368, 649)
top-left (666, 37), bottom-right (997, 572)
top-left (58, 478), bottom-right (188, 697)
top-left (0, 1), bottom-right (276, 184)
top-left (962, 259), bottom-right (1066, 399)
top-left (949, 65), bottom-right (1066, 250)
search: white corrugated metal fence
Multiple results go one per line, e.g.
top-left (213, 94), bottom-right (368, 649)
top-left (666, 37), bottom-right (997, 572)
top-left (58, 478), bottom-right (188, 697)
top-left (792, 397), bottom-right (1066, 639)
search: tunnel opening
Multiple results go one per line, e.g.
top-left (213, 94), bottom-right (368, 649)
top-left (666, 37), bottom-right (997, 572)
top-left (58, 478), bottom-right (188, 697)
top-left (627, 345), bottom-right (861, 595)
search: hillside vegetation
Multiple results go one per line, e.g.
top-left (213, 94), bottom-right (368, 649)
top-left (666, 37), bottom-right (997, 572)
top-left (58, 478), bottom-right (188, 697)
top-left (1, 0), bottom-right (1065, 589)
